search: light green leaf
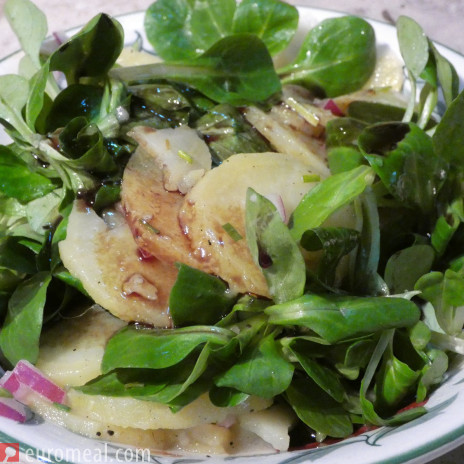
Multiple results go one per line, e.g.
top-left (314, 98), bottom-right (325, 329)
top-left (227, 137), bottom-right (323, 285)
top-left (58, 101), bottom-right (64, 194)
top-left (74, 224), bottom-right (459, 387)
top-left (5, 0), bottom-right (48, 68)
top-left (289, 165), bottom-right (374, 242)
top-left (246, 188), bottom-right (305, 303)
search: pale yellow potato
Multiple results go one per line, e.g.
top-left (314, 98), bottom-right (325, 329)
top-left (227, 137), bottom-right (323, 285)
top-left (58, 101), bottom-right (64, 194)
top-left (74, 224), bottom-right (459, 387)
top-left (67, 390), bottom-right (271, 431)
top-left (243, 106), bottom-right (330, 178)
top-left (59, 201), bottom-right (177, 326)
top-left (30, 393), bottom-right (278, 455)
top-left (363, 44), bottom-right (405, 92)
top-left (37, 305), bottom-right (125, 387)
top-left (29, 395), bottom-right (240, 455)
top-left (116, 48), bottom-right (162, 67)
top-left (179, 152), bottom-right (320, 296)
top-left (129, 126), bottom-right (212, 194)
top-left (237, 404), bottom-right (296, 452)
top-left (36, 306), bottom-right (273, 447)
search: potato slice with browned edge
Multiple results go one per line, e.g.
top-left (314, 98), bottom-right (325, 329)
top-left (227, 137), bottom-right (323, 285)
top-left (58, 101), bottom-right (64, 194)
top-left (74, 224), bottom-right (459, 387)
top-left (59, 201), bottom-right (176, 326)
top-left (121, 143), bottom-right (201, 267)
top-left (179, 152), bottom-right (320, 296)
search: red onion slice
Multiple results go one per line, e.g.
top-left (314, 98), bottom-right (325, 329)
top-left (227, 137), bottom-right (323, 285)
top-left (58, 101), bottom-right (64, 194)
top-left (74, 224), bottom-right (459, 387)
top-left (0, 360), bottom-right (66, 404)
top-left (323, 99), bottom-right (344, 117)
top-left (0, 397), bottom-right (28, 423)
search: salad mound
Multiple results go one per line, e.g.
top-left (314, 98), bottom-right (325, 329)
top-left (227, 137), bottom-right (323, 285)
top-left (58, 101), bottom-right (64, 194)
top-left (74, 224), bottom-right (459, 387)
top-left (0, 0), bottom-right (464, 456)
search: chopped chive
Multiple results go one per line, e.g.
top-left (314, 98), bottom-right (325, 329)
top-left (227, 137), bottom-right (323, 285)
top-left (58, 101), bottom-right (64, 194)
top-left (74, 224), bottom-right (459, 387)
top-left (139, 219), bottom-right (160, 235)
top-left (53, 402), bottom-right (71, 412)
top-left (178, 149), bottom-right (193, 164)
top-left (0, 387), bottom-right (13, 398)
top-left (285, 97), bottom-right (320, 126)
top-left (303, 173), bottom-right (321, 183)
top-left (222, 223), bottom-right (243, 242)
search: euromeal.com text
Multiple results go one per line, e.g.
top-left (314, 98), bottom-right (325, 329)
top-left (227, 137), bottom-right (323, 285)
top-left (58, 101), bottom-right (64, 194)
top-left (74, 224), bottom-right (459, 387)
top-left (1, 442), bottom-right (153, 463)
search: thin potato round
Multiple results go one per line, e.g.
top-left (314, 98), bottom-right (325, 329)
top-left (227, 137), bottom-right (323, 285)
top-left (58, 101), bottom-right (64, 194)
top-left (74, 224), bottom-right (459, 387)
top-left (179, 152), bottom-right (320, 296)
top-left (59, 201), bottom-right (176, 326)
top-left (121, 145), bottom-right (199, 267)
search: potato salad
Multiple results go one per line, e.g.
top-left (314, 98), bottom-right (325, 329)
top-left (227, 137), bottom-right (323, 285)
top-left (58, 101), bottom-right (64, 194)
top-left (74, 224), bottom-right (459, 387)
top-left (0, 0), bottom-right (463, 456)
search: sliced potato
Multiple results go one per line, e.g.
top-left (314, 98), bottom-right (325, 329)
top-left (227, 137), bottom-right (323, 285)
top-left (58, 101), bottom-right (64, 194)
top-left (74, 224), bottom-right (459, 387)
top-left (179, 152), bottom-right (320, 296)
top-left (129, 125), bottom-right (211, 194)
top-left (363, 44), bottom-right (405, 92)
top-left (237, 404), bottom-right (295, 452)
top-left (30, 394), bottom-right (275, 455)
top-left (29, 394), bottom-right (239, 454)
top-left (121, 143), bottom-right (199, 266)
top-left (67, 390), bottom-right (271, 431)
top-left (34, 306), bottom-right (276, 454)
top-left (59, 201), bottom-right (176, 326)
top-left (243, 106), bottom-right (330, 178)
top-left (37, 305), bottom-right (125, 387)
top-left (116, 47), bottom-right (162, 67)
top-left (37, 306), bottom-right (271, 432)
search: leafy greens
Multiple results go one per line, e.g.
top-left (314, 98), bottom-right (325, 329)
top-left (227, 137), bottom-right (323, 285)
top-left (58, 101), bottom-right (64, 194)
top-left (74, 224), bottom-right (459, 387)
top-left (0, 0), bottom-right (463, 449)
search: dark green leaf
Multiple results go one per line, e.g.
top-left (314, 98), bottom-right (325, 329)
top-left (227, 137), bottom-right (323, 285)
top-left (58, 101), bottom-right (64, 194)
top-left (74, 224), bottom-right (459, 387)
top-left (213, 314), bottom-right (268, 361)
top-left (232, 0), bottom-right (298, 55)
top-left (286, 375), bottom-right (353, 438)
top-left (335, 339), bottom-right (375, 379)
top-left (326, 117), bottom-right (366, 174)
top-left (433, 89), bottom-right (464, 169)
top-left (101, 324), bottom-right (234, 373)
top-left (50, 14), bottom-right (124, 84)
top-left (0, 237), bottom-right (36, 275)
top-left (215, 333), bottom-right (294, 398)
top-left (347, 101), bottom-right (410, 124)
top-left (326, 117), bottom-right (367, 148)
top-left (266, 294), bottom-right (420, 343)
top-left (209, 386), bottom-right (249, 407)
top-left (58, 117), bottom-right (118, 173)
top-left (384, 244), bottom-right (435, 293)
top-left (195, 104), bottom-right (271, 163)
top-left (144, 0), bottom-right (236, 61)
top-left (301, 227), bottom-right (359, 285)
top-left (279, 16), bottom-right (376, 97)
top-left (111, 34), bottom-right (282, 106)
top-left (289, 340), bottom-right (345, 403)
top-left (53, 267), bottom-right (89, 297)
top-left (169, 264), bottom-right (236, 327)
top-left (360, 122), bottom-right (446, 214)
top-left (45, 84), bottom-right (104, 132)
top-left (0, 146), bottom-right (56, 203)
top-left (91, 345), bottom-right (214, 405)
top-left (0, 271), bottom-right (52, 365)
top-left (92, 184), bottom-right (121, 213)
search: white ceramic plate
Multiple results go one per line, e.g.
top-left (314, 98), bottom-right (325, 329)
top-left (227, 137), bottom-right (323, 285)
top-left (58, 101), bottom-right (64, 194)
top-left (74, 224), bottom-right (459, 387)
top-left (1, 6), bottom-right (464, 464)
